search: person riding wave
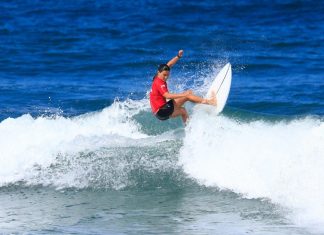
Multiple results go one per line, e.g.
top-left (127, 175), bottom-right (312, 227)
top-left (149, 50), bottom-right (217, 123)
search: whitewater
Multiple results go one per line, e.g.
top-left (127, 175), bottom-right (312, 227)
top-left (1, 96), bottom-right (323, 233)
top-left (180, 107), bottom-right (324, 231)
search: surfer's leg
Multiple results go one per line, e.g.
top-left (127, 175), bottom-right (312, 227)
top-left (174, 93), bottom-right (217, 107)
top-left (173, 95), bottom-right (203, 108)
top-left (173, 97), bottom-right (188, 107)
top-left (186, 94), bottom-right (204, 103)
top-left (171, 106), bottom-right (188, 123)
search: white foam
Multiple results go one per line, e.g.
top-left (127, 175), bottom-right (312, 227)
top-left (0, 99), bottom-right (148, 186)
top-left (179, 107), bottom-right (324, 229)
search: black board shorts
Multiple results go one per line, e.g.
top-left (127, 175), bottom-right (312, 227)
top-left (155, 100), bottom-right (174, 121)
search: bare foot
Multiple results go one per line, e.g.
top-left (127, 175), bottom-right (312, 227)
top-left (207, 92), bottom-right (217, 106)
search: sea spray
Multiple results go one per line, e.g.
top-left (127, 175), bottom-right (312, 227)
top-left (0, 99), bottom-right (148, 186)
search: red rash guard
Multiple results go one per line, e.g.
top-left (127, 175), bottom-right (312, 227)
top-left (150, 77), bottom-right (169, 113)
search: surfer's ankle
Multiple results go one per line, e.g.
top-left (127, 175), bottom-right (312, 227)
top-left (208, 97), bottom-right (217, 106)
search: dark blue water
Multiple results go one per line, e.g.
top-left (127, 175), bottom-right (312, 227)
top-left (0, 1), bottom-right (324, 234)
top-left (1, 0), bottom-right (323, 120)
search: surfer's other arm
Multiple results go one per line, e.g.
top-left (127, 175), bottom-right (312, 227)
top-left (167, 50), bottom-right (183, 68)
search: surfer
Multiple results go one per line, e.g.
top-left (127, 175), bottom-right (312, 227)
top-left (150, 50), bottom-right (217, 123)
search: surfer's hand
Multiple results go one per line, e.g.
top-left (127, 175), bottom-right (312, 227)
top-left (178, 50), bottom-right (183, 58)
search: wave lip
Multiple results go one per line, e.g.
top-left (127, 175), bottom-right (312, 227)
top-left (179, 107), bottom-right (324, 230)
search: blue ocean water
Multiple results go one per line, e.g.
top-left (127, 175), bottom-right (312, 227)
top-left (0, 0), bottom-right (323, 234)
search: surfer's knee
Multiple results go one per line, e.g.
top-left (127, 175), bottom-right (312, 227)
top-left (186, 94), bottom-right (194, 101)
top-left (181, 96), bottom-right (190, 103)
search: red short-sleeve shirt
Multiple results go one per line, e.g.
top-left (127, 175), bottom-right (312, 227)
top-left (150, 77), bottom-right (169, 113)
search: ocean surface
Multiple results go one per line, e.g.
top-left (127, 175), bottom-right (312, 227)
top-left (0, 0), bottom-right (323, 234)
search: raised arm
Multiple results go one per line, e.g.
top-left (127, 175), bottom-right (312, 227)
top-left (167, 50), bottom-right (183, 68)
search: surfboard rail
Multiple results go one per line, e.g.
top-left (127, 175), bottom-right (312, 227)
top-left (206, 63), bottom-right (232, 113)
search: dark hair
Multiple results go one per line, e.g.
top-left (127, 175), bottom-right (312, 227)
top-left (153, 64), bottom-right (170, 80)
top-left (158, 64), bottom-right (170, 72)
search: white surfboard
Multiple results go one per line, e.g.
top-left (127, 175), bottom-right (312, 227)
top-left (206, 63), bottom-right (232, 113)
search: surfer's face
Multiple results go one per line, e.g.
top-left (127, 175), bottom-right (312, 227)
top-left (158, 71), bottom-right (170, 81)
